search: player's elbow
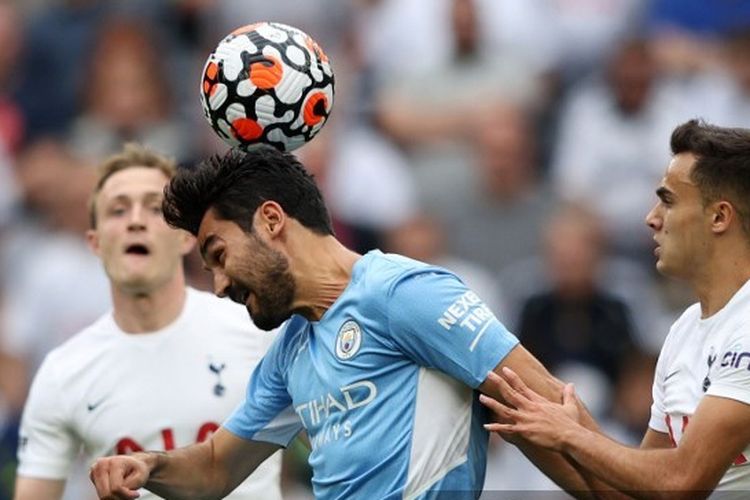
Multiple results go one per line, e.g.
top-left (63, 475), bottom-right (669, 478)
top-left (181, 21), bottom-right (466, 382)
top-left (658, 467), bottom-right (713, 499)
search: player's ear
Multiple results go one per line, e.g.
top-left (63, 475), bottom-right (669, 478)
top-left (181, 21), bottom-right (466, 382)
top-left (257, 201), bottom-right (285, 239)
top-left (179, 231), bottom-right (196, 256)
top-left (86, 229), bottom-right (101, 256)
top-left (710, 200), bottom-right (733, 234)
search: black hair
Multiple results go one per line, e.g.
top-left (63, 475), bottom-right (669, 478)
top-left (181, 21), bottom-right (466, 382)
top-left (671, 119), bottom-right (750, 237)
top-left (163, 144), bottom-right (333, 236)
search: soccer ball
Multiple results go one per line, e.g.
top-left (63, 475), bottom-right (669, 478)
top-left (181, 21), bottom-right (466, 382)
top-left (200, 22), bottom-right (335, 152)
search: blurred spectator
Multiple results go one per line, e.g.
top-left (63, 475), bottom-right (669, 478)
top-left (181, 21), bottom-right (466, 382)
top-left (479, 0), bottom-right (648, 85)
top-left (649, 0), bottom-right (750, 37)
top-left (440, 102), bottom-right (556, 273)
top-left (605, 351), bottom-right (658, 444)
top-left (214, 0), bottom-right (351, 56)
top-left (645, 0), bottom-right (750, 101)
top-left (383, 213), bottom-right (507, 321)
top-left (550, 37), bottom-right (686, 260)
top-left (375, 0), bottom-right (542, 213)
top-left (516, 202), bottom-right (640, 388)
top-left (357, 0), bottom-right (560, 80)
top-left (14, 0), bottom-right (108, 138)
top-left (544, 0), bottom-right (648, 81)
top-left (1, 138), bottom-right (109, 388)
top-left (0, 1), bottom-right (24, 155)
top-left (296, 124), bottom-right (417, 253)
top-left (67, 18), bottom-right (188, 163)
top-left (0, 2), bottom-right (24, 233)
top-left (355, 0), bottom-right (460, 79)
top-left (0, 144), bottom-right (18, 233)
top-left (702, 29), bottom-right (750, 129)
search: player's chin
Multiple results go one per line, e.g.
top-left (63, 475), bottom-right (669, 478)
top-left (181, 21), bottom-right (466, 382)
top-left (655, 258), bottom-right (685, 280)
top-left (119, 273), bottom-right (158, 293)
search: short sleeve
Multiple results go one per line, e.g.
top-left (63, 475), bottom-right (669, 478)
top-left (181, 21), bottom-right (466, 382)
top-left (648, 346), bottom-right (669, 433)
top-left (223, 330), bottom-right (303, 447)
top-left (386, 269), bottom-right (519, 388)
top-left (16, 357), bottom-right (79, 479)
top-left (706, 325), bottom-right (750, 406)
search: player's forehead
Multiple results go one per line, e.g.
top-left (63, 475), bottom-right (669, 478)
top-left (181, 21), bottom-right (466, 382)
top-left (99, 166), bottom-right (169, 201)
top-left (662, 152), bottom-right (698, 194)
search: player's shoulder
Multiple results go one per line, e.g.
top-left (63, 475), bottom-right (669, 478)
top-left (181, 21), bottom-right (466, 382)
top-left (357, 250), bottom-right (458, 296)
top-left (660, 303), bottom-right (701, 359)
top-left (49, 311), bottom-right (116, 352)
top-left (662, 302), bottom-right (702, 346)
top-left (724, 279), bottom-right (750, 327)
top-left (37, 312), bottom-right (116, 379)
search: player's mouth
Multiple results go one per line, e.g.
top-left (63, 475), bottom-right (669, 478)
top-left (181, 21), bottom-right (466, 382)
top-left (124, 243), bottom-right (151, 256)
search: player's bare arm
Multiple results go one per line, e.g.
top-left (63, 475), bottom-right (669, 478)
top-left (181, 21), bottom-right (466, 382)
top-left (13, 477), bottom-right (66, 500)
top-left (484, 367), bottom-right (750, 497)
top-left (639, 428), bottom-right (672, 450)
top-left (480, 345), bottom-right (631, 499)
top-left (89, 427), bottom-right (279, 499)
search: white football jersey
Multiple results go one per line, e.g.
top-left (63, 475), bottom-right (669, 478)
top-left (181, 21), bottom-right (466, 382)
top-left (650, 279), bottom-right (750, 491)
top-left (17, 287), bottom-right (282, 500)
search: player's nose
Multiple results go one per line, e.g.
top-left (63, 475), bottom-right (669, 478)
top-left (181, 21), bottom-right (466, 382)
top-left (127, 204), bottom-right (147, 230)
top-left (645, 203), bottom-right (661, 231)
top-left (213, 272), bottom-right (231, 298)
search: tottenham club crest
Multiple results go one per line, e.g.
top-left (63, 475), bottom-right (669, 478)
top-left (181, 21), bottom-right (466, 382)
top-left (703, 347), bottom-right (717, 393)
top-left (335, 320), bottom-right (362, 360)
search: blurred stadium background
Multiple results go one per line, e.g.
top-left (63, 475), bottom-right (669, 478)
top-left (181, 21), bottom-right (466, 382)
top-left (1, 0), bottom-right (750, 498)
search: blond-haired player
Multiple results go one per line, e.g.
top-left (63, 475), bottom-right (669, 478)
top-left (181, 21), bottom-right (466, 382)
top-left (14, 144), bottom-right (282, 500)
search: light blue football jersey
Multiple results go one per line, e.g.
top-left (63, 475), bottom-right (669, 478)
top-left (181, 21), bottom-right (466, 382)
top-left (225, 250), bottom-right (519, 499)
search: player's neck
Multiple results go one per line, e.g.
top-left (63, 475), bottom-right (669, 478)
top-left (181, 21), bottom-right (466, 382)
top-left (110, 272), bottom-right (188, 333)
top-left (693, 242), bottom-right (750, 318)
top-left (288, 234), bottom-right (361, 321)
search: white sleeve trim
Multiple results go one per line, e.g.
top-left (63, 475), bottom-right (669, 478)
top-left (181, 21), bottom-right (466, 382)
top-left (706, 384), bottom-right (750, 407)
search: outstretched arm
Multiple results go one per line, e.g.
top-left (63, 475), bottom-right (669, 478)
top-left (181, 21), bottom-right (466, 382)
top-left (89, 427), bottom-right (279, 499)
top-left (13, 477), bottom-right (65, 500)
top-left (484, 367), bottom-right (750, 498)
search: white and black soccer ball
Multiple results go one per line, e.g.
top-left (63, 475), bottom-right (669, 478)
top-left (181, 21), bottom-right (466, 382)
top-left (200, 22), bottom-right (335, 152)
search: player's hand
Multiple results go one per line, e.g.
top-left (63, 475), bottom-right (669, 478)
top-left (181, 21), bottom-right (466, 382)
top-left (89, 454), bottom-right (150, 499)
top-left (480, 367), bottom-right (581, 451)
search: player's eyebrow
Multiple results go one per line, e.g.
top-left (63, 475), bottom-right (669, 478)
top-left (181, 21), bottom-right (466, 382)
top-left (142, 191), bottom-right (164, 202)
top-left (656, 186), bottom-right (674, 202)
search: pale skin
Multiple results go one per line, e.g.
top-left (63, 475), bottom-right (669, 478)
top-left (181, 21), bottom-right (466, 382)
top-left (14, 167), bottom-right (195, 500)
top-left (89, 199), bottom-right (612, 499)
top-left (482, 152), bottom-right (750, 498)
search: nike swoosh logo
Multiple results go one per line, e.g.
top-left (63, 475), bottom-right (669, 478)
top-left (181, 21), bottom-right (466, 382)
top-left (87, 398), bottom-right (107, 412)
top-left (664, 369), bottom-right (680, 382)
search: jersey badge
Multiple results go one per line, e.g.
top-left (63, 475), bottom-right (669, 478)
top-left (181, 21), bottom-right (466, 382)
top-left (209, 360), bottom-right (226, 396)
top-left (703, 347), bottom-right (716, 393)
top-left (336, 320), bottom-right (362, 360)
